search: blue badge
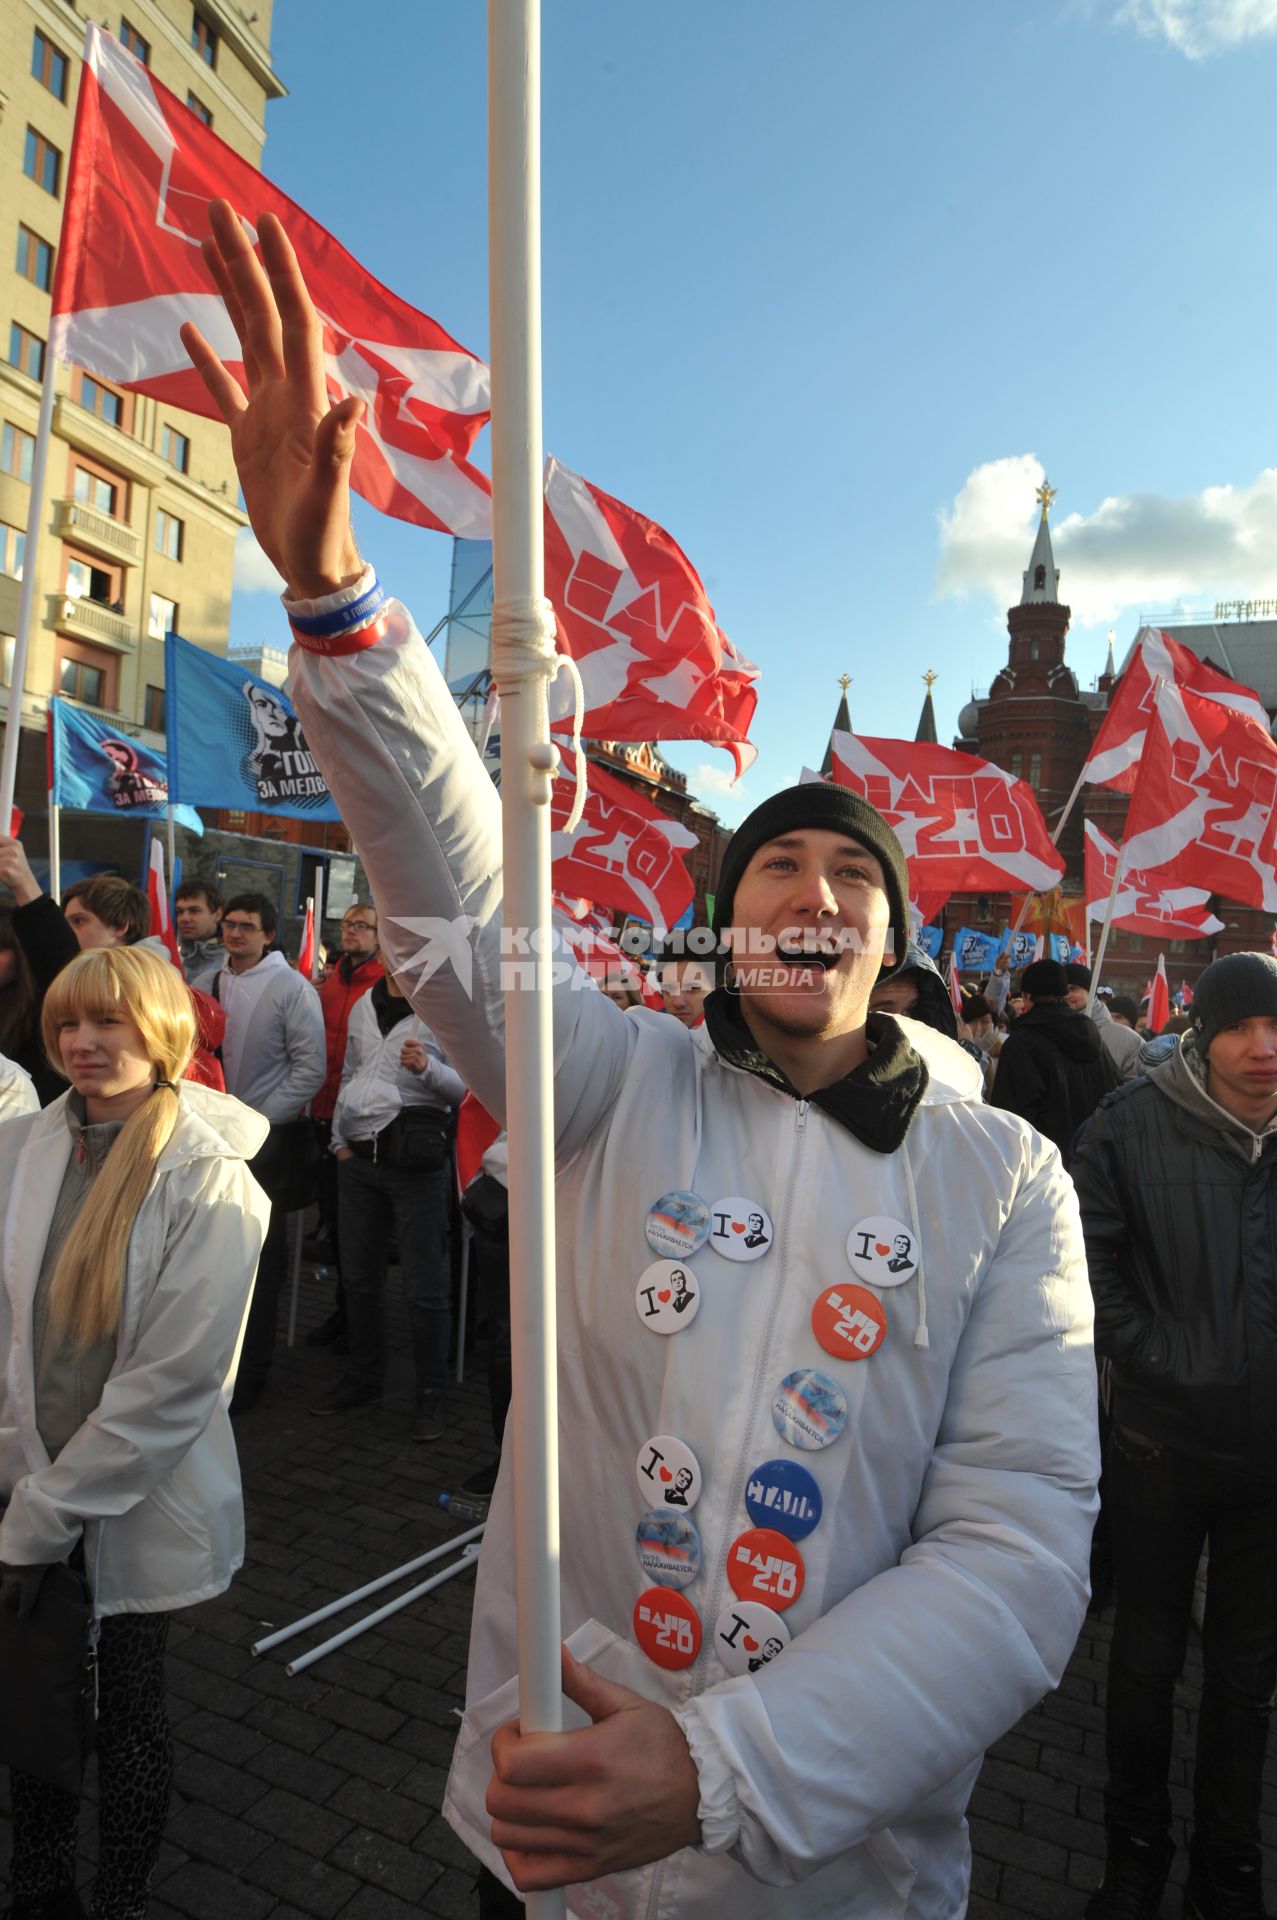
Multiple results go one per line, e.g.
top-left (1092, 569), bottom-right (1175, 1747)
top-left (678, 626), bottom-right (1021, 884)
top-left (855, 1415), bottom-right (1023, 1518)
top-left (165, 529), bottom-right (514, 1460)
top-left (636, 1509), bottom-right (703, 1589)
top-left (744, 1458), bottom-right (823, 1541)
top-left (646, 1191), bottom-right (712, 1260)
top-left (771, 1368), bottom-right (849, 1451)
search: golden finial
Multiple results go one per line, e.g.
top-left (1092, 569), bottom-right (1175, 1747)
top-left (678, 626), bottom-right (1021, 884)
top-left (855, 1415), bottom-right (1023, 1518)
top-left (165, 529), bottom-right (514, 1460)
top-left (1035, 479), bottom-right (1057, 521)
top-left (837, 673), bottom-right (852, 693)
top-left (922, 670), bottom-right (938, 692)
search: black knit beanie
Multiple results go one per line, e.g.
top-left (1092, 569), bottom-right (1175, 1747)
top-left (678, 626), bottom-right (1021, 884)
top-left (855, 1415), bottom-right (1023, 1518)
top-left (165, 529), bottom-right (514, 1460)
top-left (1192, 952), bottom-right (1277, 1055)
top-left (1022, 958), bottom-right (1069, 1001)
top-left (711, 782), bottom-right (910, 975)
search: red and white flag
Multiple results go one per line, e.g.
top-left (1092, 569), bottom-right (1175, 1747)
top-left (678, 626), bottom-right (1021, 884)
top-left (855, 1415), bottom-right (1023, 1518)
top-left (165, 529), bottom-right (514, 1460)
top-left (1083, 820), bottom-right (1223, 939)
top-left (1085, 628), bottom-right (1268, 793)
top-left (550, 757), bottom-right (698, 930)
top-left (1180, 979), bottom-right (1194, 1008)
top-left (296, 896), bottom-right (316, 980)
top-left (53, 27), bottom-right (493, 538)
top-left (544, 458), bottom-right (758, 773)
top-left (819, 734), bottom-right (1065, 895)
top-left (147, 839), bottom-right (182, 970)
top-left (558, 921), bottom-right (663, 1009)
top-left (1147, 954), bottom-right (1171, 1035)
top-left (1122, 681), bottom-right (1277, 912)
top-left (946, 949), bottom-right (963, 1017)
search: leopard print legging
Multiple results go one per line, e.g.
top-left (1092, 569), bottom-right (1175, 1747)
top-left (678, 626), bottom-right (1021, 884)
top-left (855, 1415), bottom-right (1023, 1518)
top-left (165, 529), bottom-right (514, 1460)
top-left (8, 1611), bottom-right (173, 1920)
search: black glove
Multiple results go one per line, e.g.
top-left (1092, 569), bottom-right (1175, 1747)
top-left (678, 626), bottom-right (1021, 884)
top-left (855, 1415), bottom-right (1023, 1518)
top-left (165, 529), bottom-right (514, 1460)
top-left (0, 1560), bottom-right (52, 1619)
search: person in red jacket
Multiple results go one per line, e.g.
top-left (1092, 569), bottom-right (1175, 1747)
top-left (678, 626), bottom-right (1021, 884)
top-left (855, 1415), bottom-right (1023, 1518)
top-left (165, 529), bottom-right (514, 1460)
top-left (306, 899), bottom-right (384, 1350)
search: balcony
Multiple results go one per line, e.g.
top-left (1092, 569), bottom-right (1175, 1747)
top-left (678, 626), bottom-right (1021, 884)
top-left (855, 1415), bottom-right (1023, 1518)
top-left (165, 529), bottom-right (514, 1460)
top-left (48, 592), bottom-right (134, 650)
top-left (53, 498), bottom-right (141, 565)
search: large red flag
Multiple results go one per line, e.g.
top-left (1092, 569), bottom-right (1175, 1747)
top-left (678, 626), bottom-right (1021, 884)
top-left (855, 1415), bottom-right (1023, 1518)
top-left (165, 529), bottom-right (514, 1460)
top-left (52, 27), bottom-right (493, 538)
top-left (1123, 681), bottom-right (1277, 911)
top-left (1085, 628), bottom-right (1268, 793)
top-left (1083, 820), bottom-right (1223, 939)
top-left (550, 758), bottom-right (698, 929)
top-left (820, 734), bottom-right (1065, 895)
top-left (543, 458), bottom-right (759, 773)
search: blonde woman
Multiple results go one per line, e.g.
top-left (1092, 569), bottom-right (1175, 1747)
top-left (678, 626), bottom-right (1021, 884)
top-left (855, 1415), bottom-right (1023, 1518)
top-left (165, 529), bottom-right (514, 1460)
top-left (0, 946), bottom-right (270, 1920)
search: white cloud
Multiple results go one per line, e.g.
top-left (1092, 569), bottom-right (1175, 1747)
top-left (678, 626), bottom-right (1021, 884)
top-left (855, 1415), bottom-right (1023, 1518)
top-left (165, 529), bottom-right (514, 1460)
top-left (934, 454), bottom-right (1277, 626)
top-left (233, 527), bottom-right (286, 595)
top-left (688, 761), bottom-right (753, 826)
top-left (1113, 0), bottom-right (1277, 56)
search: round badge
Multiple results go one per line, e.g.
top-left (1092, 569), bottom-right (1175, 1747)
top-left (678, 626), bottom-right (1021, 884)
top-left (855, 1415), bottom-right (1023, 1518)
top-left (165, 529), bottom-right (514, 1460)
top-left (707, 1196), bottom-right (773, 1263)
top-left (645, 1191), bottom-right (711, 1260)
top-left (846, 1215), bottom-right (921, 1290)
top-left (713, 1600), bottom-right (790, 1677)
top-left (634, 1586), bottom-right (702, 1671)
top-left (636, 1435), bottom-right (703, 1513)
top-left (636, 1509), bottom-right (702, 1589)
top-left (745, 1458), bottom-right (823, 1541)
top-left (772, 1368), bottom-right (849, 1451)
top-left (811, 1283), bottom-right (887, 1362)
top-left (726, 1527), bottom-right (805, 1611)
top-left (635, 1259), bottom-right (701, 1334)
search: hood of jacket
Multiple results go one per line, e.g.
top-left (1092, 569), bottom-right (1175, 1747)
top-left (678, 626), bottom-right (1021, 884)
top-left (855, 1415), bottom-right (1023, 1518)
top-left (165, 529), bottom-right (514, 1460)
top-left (26, 1079), bottom-right (270, 1170)
top-left (1017, 1000), bottom-right (1106, 1064)
top-left (1147, 1028), bottom-right (1277, 1162)
top-left (895, 940), bottom-right (958, 1041)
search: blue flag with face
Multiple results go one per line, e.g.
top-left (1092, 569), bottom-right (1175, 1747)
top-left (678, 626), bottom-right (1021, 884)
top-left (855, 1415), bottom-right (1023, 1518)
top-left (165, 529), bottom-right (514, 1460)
top-left (48, 697), bottom-right (203, 834)
top-left (952, 927), bottom-right (1001, 973)
top-left (165, 632), bottom-right (342, 822)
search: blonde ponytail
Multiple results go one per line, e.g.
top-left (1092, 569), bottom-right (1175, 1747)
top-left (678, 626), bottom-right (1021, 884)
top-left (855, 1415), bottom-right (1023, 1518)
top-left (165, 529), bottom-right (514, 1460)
top-left (41, 948), bottom-right (196, 1352)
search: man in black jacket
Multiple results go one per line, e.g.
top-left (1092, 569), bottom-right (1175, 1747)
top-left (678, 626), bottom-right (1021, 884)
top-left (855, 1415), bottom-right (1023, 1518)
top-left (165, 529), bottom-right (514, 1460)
top-left (990, 956), bottom-right (1117, 1162)
top-left (1072, 951), bottom-right (1277, 1920)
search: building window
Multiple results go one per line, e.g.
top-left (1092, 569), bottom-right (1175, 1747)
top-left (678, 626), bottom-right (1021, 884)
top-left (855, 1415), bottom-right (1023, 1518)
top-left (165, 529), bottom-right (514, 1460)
top-left (16, 225), bottom-right (54, 292)
top-left (1034, 563), bottom-right (1046, 592)
top-left (1127, 935), bottom-right (1144, 955)
top-left (119, 18), bottom-right (150, 63)
top-left (58, 646), bottom-right (110, 708)
top-left (144, 684), bottom-right (166, 731)
top-left (1170, 940), bottom-right (1187, 955)
top-left (186, 90), bottom-right (213, 126)
top-left (72, 462), bottom-right (121, 518)
top-left (148, 593), bottom-right (178, 639)
top-left (1028, 752), bottom-right (1042, 792)
top-left (32, 30), bottom-right (69, 101)
top-left (23, 128), bottom-right (62, 197)
top-left (191, 10), bottom-right (217, 65)
top-left (76, 373), bottom-right (126, 429)
top-left (155, 510), bottom-right (184, 560)
top-left (1, 425), bottom-right (36, 485)
top-left (1029, 636), bottom-right (1040, 661)
top-left (161, 425), bottom-right (190, 473)
top-left (1009, 751), bottom-right (1022, 779)
top-left (64, 547), bottom-right (122, 608)
top-left (7, 325), bottom-right (45, 383)
top-left (0, 525), bottom-right (25, 581)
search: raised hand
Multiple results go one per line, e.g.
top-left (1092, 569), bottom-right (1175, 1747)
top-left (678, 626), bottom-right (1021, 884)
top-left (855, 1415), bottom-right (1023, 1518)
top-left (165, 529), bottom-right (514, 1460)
top-left (181, 201), bottom-right (365, 601)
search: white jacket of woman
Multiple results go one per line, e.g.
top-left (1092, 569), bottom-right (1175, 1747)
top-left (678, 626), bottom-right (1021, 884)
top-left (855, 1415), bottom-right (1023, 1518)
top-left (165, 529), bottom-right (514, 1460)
top-left (0, 1081), bottom-right (271, 1616)
top-left (289, 596), bottom-right (1099, 1920)
top-left (330, 990), bottom-right (465, 1149)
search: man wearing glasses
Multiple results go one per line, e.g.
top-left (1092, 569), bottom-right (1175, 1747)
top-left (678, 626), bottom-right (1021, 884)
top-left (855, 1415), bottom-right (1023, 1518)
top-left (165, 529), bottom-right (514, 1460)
top-left (308, 902), bottom-right (385, 1352)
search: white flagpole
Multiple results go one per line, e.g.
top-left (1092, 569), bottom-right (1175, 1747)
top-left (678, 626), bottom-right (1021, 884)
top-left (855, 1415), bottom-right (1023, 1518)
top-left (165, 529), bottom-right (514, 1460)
top-left (1, 356), bottom-right (59, 830)
top-left (1086, 845), bottom-right (1127, 1013)
top-left (312, 865), bottom-right (325, 982)
top-left (488, 8), bottom-right (565, 1915)
top-left (47, 794), bottom-right (61, 899)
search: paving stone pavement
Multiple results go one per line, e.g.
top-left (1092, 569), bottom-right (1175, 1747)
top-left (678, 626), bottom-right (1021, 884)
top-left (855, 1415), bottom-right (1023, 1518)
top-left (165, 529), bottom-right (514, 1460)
top-left (2, 1242), bottom-right (1275, 1918)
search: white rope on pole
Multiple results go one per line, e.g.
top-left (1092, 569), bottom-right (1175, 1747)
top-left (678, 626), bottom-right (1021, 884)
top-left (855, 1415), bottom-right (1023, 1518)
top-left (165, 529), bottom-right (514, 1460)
top-left (1, 355), bottom-right (59, 829)
top-left (488, 8), bottom-right (566, 1916)
top-left (285, 1544), bottom-right (483, 1675)
top-left (252, 1523), bottom-right (487, 1656)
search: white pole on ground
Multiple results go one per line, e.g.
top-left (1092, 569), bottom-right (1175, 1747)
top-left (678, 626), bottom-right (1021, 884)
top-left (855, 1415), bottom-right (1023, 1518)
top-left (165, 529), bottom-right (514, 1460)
top-left (1, 359), bottom-right (58, 829)
top-left (251, 1522), bottom-right (486, 1655)
top-left (488, 12), bottom-right (565, 1918)
top-left (284, 1543), bottom-right (482, 1674)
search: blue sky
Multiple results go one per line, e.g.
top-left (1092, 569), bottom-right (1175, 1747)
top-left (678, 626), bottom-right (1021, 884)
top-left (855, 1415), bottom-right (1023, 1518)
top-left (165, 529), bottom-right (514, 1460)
top-left (230, 0), bottom-right (1277, 826)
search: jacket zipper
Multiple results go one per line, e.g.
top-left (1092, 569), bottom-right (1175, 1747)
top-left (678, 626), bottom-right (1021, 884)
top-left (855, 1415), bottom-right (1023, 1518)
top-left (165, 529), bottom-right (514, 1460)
top-left (643, 1096), bottom-right (811, 1920)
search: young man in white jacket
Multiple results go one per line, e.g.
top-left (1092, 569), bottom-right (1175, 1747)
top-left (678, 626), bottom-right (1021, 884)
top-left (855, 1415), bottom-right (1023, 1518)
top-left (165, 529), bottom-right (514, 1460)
top-left (194, 890), bottom-right (325, 1410)
top-left (182, 204), bottom-right (1100, 1920)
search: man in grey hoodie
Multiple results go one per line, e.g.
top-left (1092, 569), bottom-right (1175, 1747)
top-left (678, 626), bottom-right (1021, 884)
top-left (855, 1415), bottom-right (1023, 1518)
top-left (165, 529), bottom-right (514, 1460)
top-left (1073, 952), bottom-right (1277, 1920)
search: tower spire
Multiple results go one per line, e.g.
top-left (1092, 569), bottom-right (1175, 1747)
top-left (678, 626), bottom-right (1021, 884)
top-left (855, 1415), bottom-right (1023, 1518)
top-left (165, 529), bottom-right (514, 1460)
top-left (916, 671), bottom-right (938, 744)
top-left (820, 675), bottom-right (853, 776)
top-left (1021, 479), bottom-right (1060, 605)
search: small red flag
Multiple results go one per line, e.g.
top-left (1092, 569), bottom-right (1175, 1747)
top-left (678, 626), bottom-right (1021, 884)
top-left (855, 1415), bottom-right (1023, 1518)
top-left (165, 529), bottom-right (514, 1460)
top-left (297, 897), bottom-right (316, 981)
top-left (147, 840), bottom-right (182, 970)
top-left (1148, 955), bottom-right (1170, 1034)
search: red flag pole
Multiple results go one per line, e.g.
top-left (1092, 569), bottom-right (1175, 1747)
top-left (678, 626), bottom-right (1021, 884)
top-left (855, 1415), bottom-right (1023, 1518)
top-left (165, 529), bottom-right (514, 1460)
top-left (487, 10), bottom-right (565, 1919)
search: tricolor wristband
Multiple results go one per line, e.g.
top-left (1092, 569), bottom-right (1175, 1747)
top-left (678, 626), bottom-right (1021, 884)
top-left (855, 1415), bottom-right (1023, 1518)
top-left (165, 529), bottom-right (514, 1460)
top-left (288, 577), bottom-right (387, 638)
top-left (290, 609), bottom-right (392, 656)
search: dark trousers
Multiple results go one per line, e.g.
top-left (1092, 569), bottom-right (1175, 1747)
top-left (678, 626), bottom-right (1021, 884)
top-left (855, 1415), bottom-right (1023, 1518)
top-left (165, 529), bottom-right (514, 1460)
top-left (314, 1121), bottom-right (346, 1315)
top-left (1103, 1428), bottom-right (1277, 1856)
top-left (236, 1198), bottom-right (288, 1394)
top-left (474, 1228), bottom-right (511, 1447)
top-left (9, 1612), bottom-right (173, 1920)
top-left (339, 1152), bottom-right (451, 1396)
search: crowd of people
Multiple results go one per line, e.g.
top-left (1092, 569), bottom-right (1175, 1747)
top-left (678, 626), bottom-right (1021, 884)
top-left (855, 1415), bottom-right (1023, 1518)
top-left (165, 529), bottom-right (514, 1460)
top-left (0, 200), bottom-right (1273, 1920)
